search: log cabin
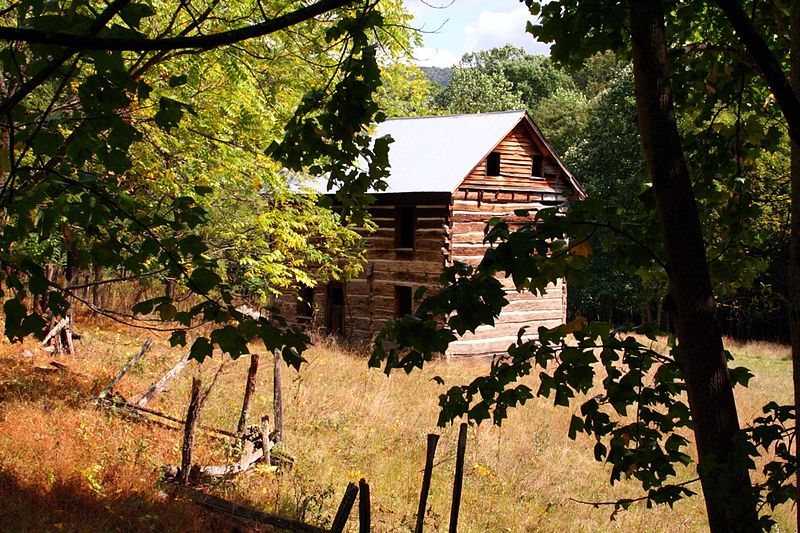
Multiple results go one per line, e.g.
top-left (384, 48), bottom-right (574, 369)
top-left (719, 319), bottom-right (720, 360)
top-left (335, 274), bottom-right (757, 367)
top-left (278, 110), bottom-right (586, 356)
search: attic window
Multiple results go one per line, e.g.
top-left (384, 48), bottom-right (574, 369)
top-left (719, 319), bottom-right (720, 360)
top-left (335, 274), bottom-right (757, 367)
top-left (532, 155), bottom-right (544, 178)
top-left (297, 285), bottom-right (314, 319)
top-left (395, 285), bottom-right (413, 317)
top-left (486, 151), bottom-right (501, 176)
top-left (395, 205), bottom-right (416, 249)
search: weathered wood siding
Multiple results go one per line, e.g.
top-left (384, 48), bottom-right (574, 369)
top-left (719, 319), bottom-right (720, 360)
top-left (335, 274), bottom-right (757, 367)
top-left (447, 123), bottom-right (571, 356)
top-left (277, 193), bottom-right (450, 344)
top-left (346, 193), bottom-right (450, 340)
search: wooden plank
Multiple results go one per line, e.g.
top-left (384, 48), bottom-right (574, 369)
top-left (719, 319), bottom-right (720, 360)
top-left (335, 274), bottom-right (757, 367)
top-left (236, 353), bottom-right (260, 436)
top-left (99, 337), bottom-right (154, 399)
top-left (176, 485), bottom-right (327, 533)
top-left (273, 350), bottom-right (284, 443)
top-left (331, 482), bottom-right (359, 533)
top-left (415, 433), bottom-right (440, 533)
top-left (448, 423), bottom-right (468, 533)
top-left (358, 479), bottom-right (370, 533)
top-left (136, 353), bottom-right (190, 407)
top-left (179, 377), bottom-right (203, 485)
top-left (451, 231), bottom-right (488, 245)
top-left (368, 250), bottom-right (443, 262)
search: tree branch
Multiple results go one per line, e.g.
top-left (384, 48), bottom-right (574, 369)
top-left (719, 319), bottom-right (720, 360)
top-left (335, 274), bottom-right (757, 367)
top-left (0, 0), bottom-right (132, 117)
top-left (0, 0), bottom-right (356, 52)
top-left (712, 0), bottom-right (800, 146)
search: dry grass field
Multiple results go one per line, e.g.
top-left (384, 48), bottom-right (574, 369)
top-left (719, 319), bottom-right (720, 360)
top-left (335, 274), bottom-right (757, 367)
top-left (0, 319), bottom-right (794, 532)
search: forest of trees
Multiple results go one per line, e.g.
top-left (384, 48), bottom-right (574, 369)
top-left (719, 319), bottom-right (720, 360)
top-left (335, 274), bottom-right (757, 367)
top-left (1, 0), bottom-right (799, 531)
top-left (416, 46), bottom-right (791, 342)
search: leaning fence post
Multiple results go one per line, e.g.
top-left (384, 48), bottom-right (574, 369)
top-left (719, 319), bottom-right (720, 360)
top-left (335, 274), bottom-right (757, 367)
top-left (99, 337), bottom-right (153, 399)
top-left (358, 478), bottom-right (370, 533)
top-left (330, 482), bottom-right (359, 533)
top-left (179, 377), bottom-right (203, 485)
top-left (237, 352), bottom-right (261, 436)
top-left (261, 415), bottom-right (271, 466)
top-left (273, 349), bottom-right (284, 442)
top-left (415, 433), bottom-right (440, 533)
top-left (448, 423), bottom-right (468, 533)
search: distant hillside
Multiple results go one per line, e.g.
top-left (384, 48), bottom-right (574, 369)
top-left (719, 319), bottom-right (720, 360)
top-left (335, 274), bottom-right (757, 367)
top-left (420, 66), bottom-right (452, 87)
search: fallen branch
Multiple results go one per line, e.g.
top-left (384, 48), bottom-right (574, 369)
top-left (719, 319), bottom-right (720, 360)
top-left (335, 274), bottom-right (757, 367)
top-left (136, 353), bottom-right (190, 407)
top-left (42, 317), bottom-right (69, 345)
top-left (98, 338), bottom-right (153, 399)
top-left (171, 485), bottom-right (327, 533)
top-left (97, 396), bottom-right (238, 440)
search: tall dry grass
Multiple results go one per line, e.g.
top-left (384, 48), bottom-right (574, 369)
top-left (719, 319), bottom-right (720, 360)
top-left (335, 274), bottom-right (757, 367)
top-left (0, 321), bottom-right (794, 531)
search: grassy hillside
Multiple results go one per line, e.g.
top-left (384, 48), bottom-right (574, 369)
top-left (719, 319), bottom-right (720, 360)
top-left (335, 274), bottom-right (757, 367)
top-left (0, 320), bottom-right (793, 531)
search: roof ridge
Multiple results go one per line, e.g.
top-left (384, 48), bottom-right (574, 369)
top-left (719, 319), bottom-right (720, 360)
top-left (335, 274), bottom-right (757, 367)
top-left (384, 110), bottom-right (527, 122)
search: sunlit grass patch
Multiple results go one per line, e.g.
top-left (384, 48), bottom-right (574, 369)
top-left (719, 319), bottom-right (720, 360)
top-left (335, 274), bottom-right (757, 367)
top-left (0, 324), bottom-right (794, 531)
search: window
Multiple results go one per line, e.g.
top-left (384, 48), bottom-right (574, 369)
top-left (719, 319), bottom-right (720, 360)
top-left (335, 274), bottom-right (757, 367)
top-left (297, 285), bottom-right (314, 319)
top-left (395, 205), bottom-right (416, 249)
top-left (395, 285), bottom-right (413, 317)
top-left (532, 155), bottom-right (544, 178)
top-left (486, 151), bottom-right (501, 176)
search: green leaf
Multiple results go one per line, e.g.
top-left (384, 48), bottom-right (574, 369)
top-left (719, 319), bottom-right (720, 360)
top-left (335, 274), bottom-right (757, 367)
top-left (189, 268), bottom-right (221, 294)
top-left (169, 330), bottom-right (186, 347)
top-left (31, 131), bottom-right (62, 156)
top-left (156, 301), bottom-right (177, 321)
top-left (169, 74), bottom-right (188, 87)
top-left (189, 337), bottom-right (213, 362)
top-left (568, 414), bottom-right (584, 439)
top-left (210, 325), bottom-right (248, 358)
top-left (729, 366), bottom-right (754, 388)
top-left (121, 3), bottom-right (156, 28)
top-left (155, 97), bottom-right (189, 132)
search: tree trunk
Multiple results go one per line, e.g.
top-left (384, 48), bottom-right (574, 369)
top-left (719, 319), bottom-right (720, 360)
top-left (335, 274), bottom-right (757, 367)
top-left (790, 0), bottom-right (800, 528)
top-left (627, 1), bottom-right (757, 530)
top-left (237, 352), bottom-right (260, 436)
top-left (91, 265), bottom-right (105, 315)
top-left (273, 350), bottom-right (284, 443)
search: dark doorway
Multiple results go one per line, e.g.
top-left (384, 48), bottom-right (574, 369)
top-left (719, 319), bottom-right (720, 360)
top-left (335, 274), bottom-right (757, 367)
top-left (395, 285), bottom-right (413, 317)
top-left (326, 283), bottom-right (345, 336)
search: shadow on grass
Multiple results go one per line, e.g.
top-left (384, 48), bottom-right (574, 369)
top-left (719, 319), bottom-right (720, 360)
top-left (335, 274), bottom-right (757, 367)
top-left (0, 357), bottom-right (101, 409)
top-left (0, 469), bottom-right (242, 532)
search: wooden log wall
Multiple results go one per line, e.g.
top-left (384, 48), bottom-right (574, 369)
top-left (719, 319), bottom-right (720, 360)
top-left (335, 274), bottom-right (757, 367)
top-left (276, 194), bottom-right (451, 343)
top-left (446, 124), bottom-right (571, 357)
top-left (460, 124), bottom-right (570, 194)
top-left (345, 194), bottom-right (451, 341)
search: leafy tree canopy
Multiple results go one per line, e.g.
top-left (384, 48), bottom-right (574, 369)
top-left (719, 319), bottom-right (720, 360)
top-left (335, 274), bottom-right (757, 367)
top-left (0, 0), bottom-right (417, 365)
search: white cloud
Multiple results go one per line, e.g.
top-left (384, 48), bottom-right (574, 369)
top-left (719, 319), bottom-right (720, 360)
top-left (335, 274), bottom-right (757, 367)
top-left (413, 46), bottom-right (460, 68)
top-left (464, 5), bottom-right (550, 55)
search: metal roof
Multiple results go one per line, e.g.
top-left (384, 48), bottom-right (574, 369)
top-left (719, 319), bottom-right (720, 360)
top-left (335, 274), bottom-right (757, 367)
top-left (370, 110), bottom-right (528, 193)
top-left (314, 110), bottom-right (585, 198)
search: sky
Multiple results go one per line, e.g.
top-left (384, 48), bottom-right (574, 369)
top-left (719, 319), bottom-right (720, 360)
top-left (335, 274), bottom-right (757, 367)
top-left (404, 0), bottom-right (550, 68)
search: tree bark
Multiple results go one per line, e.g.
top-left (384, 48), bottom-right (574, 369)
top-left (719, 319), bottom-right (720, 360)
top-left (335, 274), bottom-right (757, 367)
top-left (236, 352), bottom-right (260, 436)
top-left (273, 350), bottom-right (284, 443)
top-left (627, 1), bottom-right (757, 530)
top-left (91, 265), bottom-right (105, 315)
top-left (179, 377), bottom-right (203, 485)
top-left (136, 353), bottom-right (190, 407)
top-left (790, 1), bottom-right (800, 529)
